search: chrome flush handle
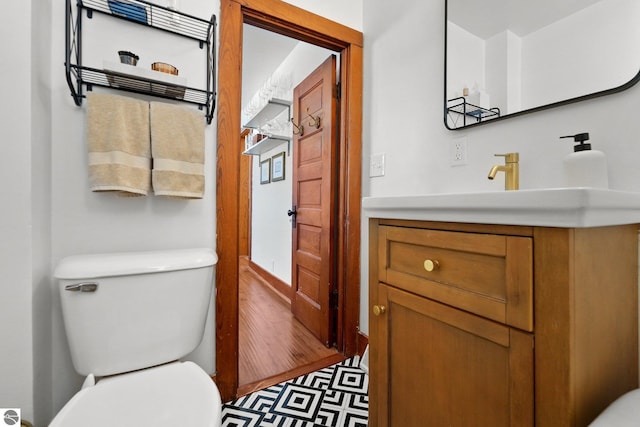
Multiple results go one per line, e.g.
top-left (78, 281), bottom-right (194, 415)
top-left (65, 282), bottom-right (99, 293)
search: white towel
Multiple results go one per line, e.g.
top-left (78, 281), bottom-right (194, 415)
top-left (150, 102), bottom-right (205, 199)
top-left (86, 92), bottom-right (151, 196)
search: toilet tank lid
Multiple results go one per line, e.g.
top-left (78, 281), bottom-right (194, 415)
top-left (54, 248), bottom-right (217, 279)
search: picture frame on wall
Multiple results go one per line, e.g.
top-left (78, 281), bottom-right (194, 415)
top-left (260, 158), bottom-right (271, 184)
top-left (271, 152), bottom-right (286, 182)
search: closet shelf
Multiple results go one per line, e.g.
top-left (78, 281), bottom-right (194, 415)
top-left (243, 136), bottom-right (290, 156)
top-left (244, 99), bottom-right (292, 129)
top-left (65, 0), bottom-right (216, 123)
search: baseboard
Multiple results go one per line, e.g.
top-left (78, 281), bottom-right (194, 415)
top-left (239, 255), bottom-right (250, 269)
top-left (248, 259), bottom-right (291, 303)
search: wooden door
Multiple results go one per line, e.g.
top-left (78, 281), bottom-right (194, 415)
top-left (290, 56), bottom-right (338, 346)
top-left (373, 283), bottom-right (534, 427)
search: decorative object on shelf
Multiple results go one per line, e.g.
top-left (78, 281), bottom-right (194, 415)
top-left (104, 60), bottom-right (187, 99)
top-left (108, 0), bottom-right (147, 24)
top-left (118, 50), bottom-right (139, 65)
top-left (260, 159), bottom-right (271, 184)
top-left (65, 0), bottom-right (216, 124)
top-left (242, 99), bottom-right (292, 157)
top-left (152, 62), bottom-right (178, 75)
top-left (271, 152), bottom-right (285, 182)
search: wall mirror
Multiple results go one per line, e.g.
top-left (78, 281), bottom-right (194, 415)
top-left (445, 0), bottom-right (640, 129)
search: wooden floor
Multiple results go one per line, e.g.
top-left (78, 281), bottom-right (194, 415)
top-left (238, 263), bottom-right (341, 393)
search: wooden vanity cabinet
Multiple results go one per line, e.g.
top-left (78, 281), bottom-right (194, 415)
top-left (369, 219), bottom-right (639, 427)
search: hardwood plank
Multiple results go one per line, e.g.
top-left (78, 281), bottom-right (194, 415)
top-left (237, 353), bottom-right (346, 397)
top-left (238, 264), bottom-right (339, 387)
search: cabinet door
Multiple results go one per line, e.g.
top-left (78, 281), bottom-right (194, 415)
top-left (372, 284), bottom-right (533, 427)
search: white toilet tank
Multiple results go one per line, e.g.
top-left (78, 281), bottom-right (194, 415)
top-left (55, 248), bottom-right (217, 377)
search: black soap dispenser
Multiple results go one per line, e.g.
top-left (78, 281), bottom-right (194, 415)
top-left (560, 132), bottom-right (608, 188)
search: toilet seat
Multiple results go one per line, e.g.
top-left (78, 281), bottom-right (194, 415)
top-left (49, 362), bottom-right (221, 427)
top-left (590, 389), bottom-right (640, 426)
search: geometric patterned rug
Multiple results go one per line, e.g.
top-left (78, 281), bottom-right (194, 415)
top-left (221, 357), bottom-right (368, 426)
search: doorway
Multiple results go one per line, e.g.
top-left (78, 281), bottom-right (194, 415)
top-left (216, 0), bottom-right (363, 402)
top-left (239, 34), bottom-right (341, 388)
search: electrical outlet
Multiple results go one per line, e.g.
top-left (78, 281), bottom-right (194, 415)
top-left (370, 153), bottom-right (385, 177)
top-left (450, 137), bottom-right (468, 166)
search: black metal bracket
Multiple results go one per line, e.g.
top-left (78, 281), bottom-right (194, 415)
top-left (446, 96), bottom-right (500, 128)
top-left (64, 0), bottom-right (217, 124)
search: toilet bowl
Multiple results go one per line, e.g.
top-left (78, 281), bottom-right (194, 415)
top-left (49, 248), bottom-right (222, 427)
top-left (589, 389), bottom-right (640, 426)
top-left (50, 362), bottom-right (221, 427)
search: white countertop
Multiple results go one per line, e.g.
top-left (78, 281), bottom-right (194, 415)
top-left (362, 188), bottom-right (640, 228)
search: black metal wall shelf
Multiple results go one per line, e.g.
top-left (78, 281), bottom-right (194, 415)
top-left (65, 0), bottom-right (216, 124)
top-left (446, 97), bottom-right (500, 129)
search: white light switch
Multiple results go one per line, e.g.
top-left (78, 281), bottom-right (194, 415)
top-left (370, 153), bottom-right (385, 177)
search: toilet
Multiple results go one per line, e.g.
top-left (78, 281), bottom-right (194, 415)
top-left (589, 389), bottom-right (640, 426)
top-left (50, 248), bottom-right (222, 427)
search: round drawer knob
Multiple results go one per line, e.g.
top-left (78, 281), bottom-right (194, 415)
top-left (373, 305), bottom-right (386, 316)
top-left (423, 259), bottom-right (440, 272)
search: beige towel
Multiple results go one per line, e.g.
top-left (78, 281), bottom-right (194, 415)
top-left (86, 92), bottom-right (151, 196)
top-left (150, 102), bottom-right (205, 199)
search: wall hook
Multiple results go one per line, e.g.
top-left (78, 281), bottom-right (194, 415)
top-left (306, 107), bottom-right (321, 129)
top-left (291, 118), bottom-right (304, 136)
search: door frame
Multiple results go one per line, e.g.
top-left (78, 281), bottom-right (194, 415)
top-left (215, 0), bottom-right (363, 401)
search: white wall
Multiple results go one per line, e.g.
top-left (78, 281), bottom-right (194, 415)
top-left (32, 0), bottom-right (54, 423)
top-left (0, 1), bottom-right (36, 423)
top-left (486, 30), bottom-right (522, 115)
top-left (361, 0), bottom-right (640, 334)
top-left (284, 0), bottom-right (362, 30)
top-left (446, 22), bottom-right (484, 100)
top-left (522, 0), bottom-right (640, 110)
top-left (251, 144), bottom-right (293, 282)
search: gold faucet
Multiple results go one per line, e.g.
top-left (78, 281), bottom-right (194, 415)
top-left (488, 153), bottom-right (519, 190)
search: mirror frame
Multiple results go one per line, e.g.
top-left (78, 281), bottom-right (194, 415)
top-left (444, 0), bottom-right (640, 130)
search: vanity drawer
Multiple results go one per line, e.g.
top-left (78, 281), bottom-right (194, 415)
top-left (377, 225), bottom-right (533, 331)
